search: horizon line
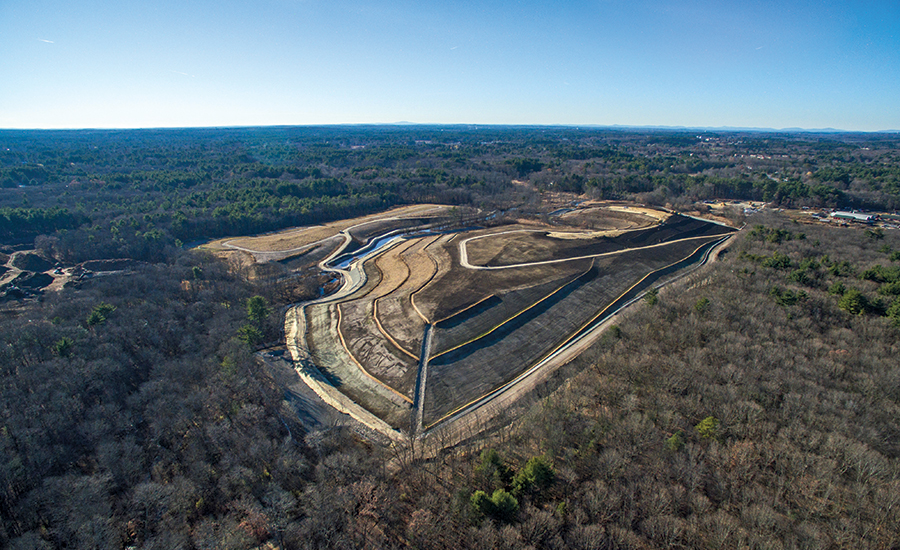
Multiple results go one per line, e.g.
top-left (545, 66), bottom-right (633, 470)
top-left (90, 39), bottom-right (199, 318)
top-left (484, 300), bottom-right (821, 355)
top-left (1, 123), bottom-right (898, 134)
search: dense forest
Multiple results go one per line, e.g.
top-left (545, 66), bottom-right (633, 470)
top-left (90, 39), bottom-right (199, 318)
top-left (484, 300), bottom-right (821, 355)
top-left (2, 126), bottom-right (899, 262)
top-left (1, 126), bottom-right (899, 549)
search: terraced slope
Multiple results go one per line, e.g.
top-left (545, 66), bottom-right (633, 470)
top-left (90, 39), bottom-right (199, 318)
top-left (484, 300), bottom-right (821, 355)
top-left (284, 205), bottom-right (736, 439)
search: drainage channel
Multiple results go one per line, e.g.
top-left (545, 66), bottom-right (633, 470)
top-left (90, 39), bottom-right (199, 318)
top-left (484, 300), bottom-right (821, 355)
top-left (420, 234), bottom-right (732, 436)
top-left (411, 323), bottom-right (433, 436)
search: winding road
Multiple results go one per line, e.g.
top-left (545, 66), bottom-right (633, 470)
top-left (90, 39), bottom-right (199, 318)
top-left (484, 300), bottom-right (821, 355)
top-left (458, 230), bottom-right (736, 270)
top-left (280, 207), bottom-right (738, 446)
top-left (282, 209), bottom-right (446, 442)
top-left (422, 233), bottom-right (735, 438)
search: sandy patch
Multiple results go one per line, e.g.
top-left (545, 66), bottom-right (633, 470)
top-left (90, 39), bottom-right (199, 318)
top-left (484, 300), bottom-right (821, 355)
top-left (546, 229), bottom-right (627, 240)
top-left (203, 204), bottom-right (449, 254)
top-left (604, 205), bottom-right (671, 222)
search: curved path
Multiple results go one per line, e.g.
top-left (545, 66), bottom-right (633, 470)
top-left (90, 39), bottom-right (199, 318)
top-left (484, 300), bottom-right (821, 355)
top-left (458, 230), bottom-right (735, 270)
top-left (221, 205), bottom-right (446, 263)
top-left (423, 232), bottom-right (736, 439)
top-left (283, 213), bottom-right (443, 442)
top-left (283, 209), bottom-right (739, 446)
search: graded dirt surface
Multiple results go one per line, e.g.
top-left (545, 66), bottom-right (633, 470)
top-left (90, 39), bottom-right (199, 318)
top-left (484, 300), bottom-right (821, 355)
top-left (279, 203), bottom-right (737, 443)
top-left (415, 250), bottom-right (592, 323)
top-left (335, 238), bottom-right (421, 398)
top-left (201, 204), bottom-right (450, 262)
top-left (0, 251), bottom-right (88, 296)
top-left (423, 236), bottom-right (725, 427)
top-left (374, 235), bottom-right (442, 349)
top-left (603, 204), bottom-right (671, 222)
top-left (304, 301), bottom-right (412, 430)
top-left (220, 226), bottom-right (340, 254)
top-left (464, 214), bottom-right (729, 268)
top-left (558, 204), bottom-right (665, 227)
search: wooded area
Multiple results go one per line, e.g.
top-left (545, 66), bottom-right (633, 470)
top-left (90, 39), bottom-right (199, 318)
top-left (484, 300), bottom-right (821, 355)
top-left (1, 126), bottom-right (899, 548)
top-left (2, 126), bottom-right (899, 261)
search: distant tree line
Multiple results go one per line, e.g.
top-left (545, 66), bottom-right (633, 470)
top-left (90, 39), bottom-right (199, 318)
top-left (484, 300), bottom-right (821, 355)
top-left (1, 125), bottom-right (900, 547)
top-left (2, 127), bottom-right (899, 262)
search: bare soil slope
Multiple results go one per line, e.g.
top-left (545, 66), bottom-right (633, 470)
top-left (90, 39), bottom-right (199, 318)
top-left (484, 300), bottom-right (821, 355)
top-left (283, 204), bottom-right (736, 438)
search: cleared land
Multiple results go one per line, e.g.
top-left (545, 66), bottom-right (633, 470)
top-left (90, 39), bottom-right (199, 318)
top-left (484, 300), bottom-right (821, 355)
top-left (337, 239), bottom-right (420, 398)
top-left (276, 204), bottom-right (735, 440)
top-left (423, 236), bottom-right (724, 426)
top-left (304, 300), bottom-right (412, 430)
top-left (558, 204), bottom-right (665, 227)
top-left (465, 214), bottom-right (729, 267)
top-left (202, 204), bottom-right (450, 262)
top-left (374, 235), bottom-right (442, 353)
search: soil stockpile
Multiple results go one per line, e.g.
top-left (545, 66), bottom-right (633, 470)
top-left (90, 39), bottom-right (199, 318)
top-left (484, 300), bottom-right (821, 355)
top-left (6, 272), bottom-right (54, 289)
top-left (11, 252), bottom-right (53, 272)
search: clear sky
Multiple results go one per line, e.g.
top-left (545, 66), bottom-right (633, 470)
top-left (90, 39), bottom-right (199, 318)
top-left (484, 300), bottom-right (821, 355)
top-left (2, 0), bottom-right (898, 131)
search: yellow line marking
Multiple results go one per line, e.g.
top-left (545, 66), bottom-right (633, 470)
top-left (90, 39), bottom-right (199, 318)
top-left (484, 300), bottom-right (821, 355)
top-left (432, 293), bottom-right (497, 326)
top-left (430, 260), bottom-right (595, 360)
top-left (424, 237), bottom-right (725, 429)
top-left (330, 253), bottom-right (384, 307)
top-left (337, 303), bottom-right (413, 405)
top-left (333, 236), bottom-right (415, 307)
top-left (370, 239), bottom-right (415, 299)
top-left (373, 299), bottom-right (419, 360)
top-left (361, 234), bottom-right (441, 359)
top-left (409, 236), bottom-right (442, 324)
top-left (333, 237), bottom-right (420, 360)
top-left (369, 244), bottom-right (420, 359)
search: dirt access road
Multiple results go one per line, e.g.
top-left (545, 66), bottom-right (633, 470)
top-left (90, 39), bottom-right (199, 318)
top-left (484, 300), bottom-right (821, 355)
top-left (205, 204), bottom-right (446, 263)
top-left (281, 205), bottom-right (738, 448)
top-left (423, 232), bottom-right (737, 443)
top-left (283, 207), bottom-right (447, 442)
top-left (458, 231), bottom-right (736, 270)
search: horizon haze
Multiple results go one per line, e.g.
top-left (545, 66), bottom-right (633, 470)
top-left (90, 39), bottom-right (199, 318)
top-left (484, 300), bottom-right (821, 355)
top-left (2, 0), bottom-right (899, 131)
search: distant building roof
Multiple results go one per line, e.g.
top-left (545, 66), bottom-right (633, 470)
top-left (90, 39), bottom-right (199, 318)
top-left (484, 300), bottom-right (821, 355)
top-left (831, 211), bottom-right (874, 222)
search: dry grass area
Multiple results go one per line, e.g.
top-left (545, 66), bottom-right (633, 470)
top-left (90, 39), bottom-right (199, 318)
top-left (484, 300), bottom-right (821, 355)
top-left (557, 203), bottom-right (664, 226)
top-left (603, 204), bottom-right (671, 222)
top-left (202, 203), bottom-right (449, 254)
top-left (348, 216), bottom-right (433, 242)
top-left (218, 225), bottom-right (340, 253)
top-left (375, 236), bottom-right (439, 355)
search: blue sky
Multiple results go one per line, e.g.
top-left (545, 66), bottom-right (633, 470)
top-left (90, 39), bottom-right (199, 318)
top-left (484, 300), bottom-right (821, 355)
top-left (2, 0), bottom-right (898, 130)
